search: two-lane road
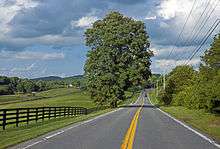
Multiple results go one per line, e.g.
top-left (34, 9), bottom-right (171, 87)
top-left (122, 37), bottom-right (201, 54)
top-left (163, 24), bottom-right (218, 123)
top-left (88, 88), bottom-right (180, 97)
top-left (12, 90), bottom-right (219, 149)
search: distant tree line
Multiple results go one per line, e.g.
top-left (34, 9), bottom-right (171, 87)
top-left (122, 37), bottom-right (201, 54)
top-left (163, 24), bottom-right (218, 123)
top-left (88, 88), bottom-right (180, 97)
top-left (0, 76), bottom-right (85, 95)
top-left (158, 33), bottom-right (220, 112)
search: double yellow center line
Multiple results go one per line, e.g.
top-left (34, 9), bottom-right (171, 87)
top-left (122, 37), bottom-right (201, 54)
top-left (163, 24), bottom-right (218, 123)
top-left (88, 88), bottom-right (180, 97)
top-left (121, 102), bottom-right (144, 149)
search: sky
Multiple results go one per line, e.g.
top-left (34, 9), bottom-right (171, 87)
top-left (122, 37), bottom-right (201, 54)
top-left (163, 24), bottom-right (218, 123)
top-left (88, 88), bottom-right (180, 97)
top-left (0, 0), bottom-right (219, 78)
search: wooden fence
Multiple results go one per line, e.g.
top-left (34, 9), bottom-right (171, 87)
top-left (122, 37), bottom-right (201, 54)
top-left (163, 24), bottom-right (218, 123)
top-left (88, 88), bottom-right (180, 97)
top-left (0, 107), bottom-right (87, 130)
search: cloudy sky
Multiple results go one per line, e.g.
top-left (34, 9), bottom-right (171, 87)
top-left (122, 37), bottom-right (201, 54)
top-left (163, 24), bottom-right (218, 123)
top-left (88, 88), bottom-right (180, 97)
top-left (0, 0), bottom-right (219, 78)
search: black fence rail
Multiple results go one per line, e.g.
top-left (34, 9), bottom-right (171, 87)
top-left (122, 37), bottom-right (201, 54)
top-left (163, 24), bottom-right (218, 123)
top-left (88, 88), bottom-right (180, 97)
top-left (0, 106), bottom-right (87, 130)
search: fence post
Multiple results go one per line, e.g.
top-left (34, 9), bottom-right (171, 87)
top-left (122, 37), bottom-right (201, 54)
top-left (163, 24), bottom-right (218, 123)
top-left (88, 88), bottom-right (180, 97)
top-left (27, 109), bottom-right (29, 124)
top-left (2, 109), bottom-right (6, 130)
top-left (36, 108), bottom-right (38, 122)
top-left (64, 107), bottom-right (66, 117)
top-left (71, 108), bottom-right (73, 116)
top-left (49, 107), bottom-right (51, 119)
top-left (85, 108), bottom-right (88, 115)
top-left (42, 107), bottom-right (45, 121)
top-left (59, 107), bottom-right (61, 117)
top-left (68, 107), bottom-right (70, 116)
top-left (74, 107), bottom-right (76, 116)
top-left (16, 109), bottom-right (19, 127)
top-left (54, 107), bottom-right (57, 118)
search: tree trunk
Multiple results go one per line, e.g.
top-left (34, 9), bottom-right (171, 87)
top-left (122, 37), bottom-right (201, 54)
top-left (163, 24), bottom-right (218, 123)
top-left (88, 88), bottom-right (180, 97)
top-left (110, 100), bottom-right (118, 108)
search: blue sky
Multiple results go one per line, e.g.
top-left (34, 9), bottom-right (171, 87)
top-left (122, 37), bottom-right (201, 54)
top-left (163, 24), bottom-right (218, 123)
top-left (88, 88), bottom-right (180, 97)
top-left (0, 0), bottom-right (219, 78)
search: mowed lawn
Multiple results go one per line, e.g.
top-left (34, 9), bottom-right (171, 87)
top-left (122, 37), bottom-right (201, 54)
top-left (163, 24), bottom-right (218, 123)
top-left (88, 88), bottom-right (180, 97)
top-left (0, 88), bottom-right (96, 109)
top-left (148, 91), bottom-right (220, 142)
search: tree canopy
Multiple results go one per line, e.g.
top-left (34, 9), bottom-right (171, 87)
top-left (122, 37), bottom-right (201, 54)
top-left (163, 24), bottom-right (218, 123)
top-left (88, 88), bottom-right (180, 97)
top-left (84, 12), bottom-right (152, 107)
top-left (202, 33), bottom-right (220, 69)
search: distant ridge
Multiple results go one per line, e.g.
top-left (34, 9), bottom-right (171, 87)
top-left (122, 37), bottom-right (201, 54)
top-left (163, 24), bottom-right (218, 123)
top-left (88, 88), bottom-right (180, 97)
top-left (32, 76), bottom-right (62, 81)
top-left (32, 75), bottom-right (83, 81)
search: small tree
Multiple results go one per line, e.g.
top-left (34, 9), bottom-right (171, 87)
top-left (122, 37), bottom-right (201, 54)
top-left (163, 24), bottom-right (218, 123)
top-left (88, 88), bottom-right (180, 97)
top-left (84, 12), bottom-right (152, 107)
top-left (159, 65), bottom-right (197, 105)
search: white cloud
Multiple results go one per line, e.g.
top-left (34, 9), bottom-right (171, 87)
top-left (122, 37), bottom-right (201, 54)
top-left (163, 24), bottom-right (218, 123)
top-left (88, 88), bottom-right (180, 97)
top-left (71, 16), bottom-right (98, 28)
top-left (11, 63), bottom-right (36, 72)
top-left (159, 21), bottom-right (169, 28)
top-left (157, 0), bottom-right (192, 20)
top-left (156, 0), bottom-right (220, 33)
top-left (155, 0), bottom-right (220, 41)
top-left (150, 0), bottom-right (219, 74)
top-left (0, 68), bottom-right (9, 71)
top-left (145, 16), bottom-right (157, 20)
top-left (0, 50), bottom-right (65, 60)
top-left (15, 51), bottom-right (65, 60)
top-left (151, 45), bottom-right (199, 59)
top-left (0, 0), bottom-right (39, 34)
top-left (153, 58), bottom-right (201, 73)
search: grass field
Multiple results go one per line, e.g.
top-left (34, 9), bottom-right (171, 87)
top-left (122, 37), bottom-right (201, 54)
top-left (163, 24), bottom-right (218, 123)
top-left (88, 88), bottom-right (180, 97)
top-left (148, 90), bottom-right (220, 142)
top-left (0, 88), bottom-right (139, 148)
top-left (0, 88), bottom-right (80, 105)
top-left (0, 85), bottom-right (8, 90)
top-left (0, 88), bottom-right (96, 109)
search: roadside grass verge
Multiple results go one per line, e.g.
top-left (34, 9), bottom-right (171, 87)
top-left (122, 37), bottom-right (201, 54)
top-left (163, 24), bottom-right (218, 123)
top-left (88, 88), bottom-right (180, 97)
top-left (0, 109), bottom-right (112, 149)
top-left (148, 90), bottom-right (220, 142)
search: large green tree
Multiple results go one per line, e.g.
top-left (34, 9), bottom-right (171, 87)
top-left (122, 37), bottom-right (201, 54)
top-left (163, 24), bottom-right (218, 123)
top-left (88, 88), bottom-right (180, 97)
top-left (198, 33), bottom-right (220, 110)
top-left (84, 12), bottom-right (152, 107)
top-left (202, 33), bottom-right (220, 69)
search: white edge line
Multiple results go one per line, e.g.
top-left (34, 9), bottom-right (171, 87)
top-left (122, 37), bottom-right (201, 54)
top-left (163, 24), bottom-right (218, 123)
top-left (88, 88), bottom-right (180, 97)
top-left (21, 141), bottom-right (42, 149)
top-left (45, 130), bottom-right (65, 139)
top-left (21, 107), bottom-right (123, 149)
top-left (147, 94), bottom-right (220, 149)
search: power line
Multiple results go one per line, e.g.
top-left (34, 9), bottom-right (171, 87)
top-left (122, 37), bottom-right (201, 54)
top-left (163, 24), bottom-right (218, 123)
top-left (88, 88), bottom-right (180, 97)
top-left (185, 0), bottom-right (213, 43)
top-left (155, 0), bottom-right (219, 90)
top-left (176, 0), bottom-right (214, 48)
top-left (186, 0), bottom-right (219, 45)
top-left (185, 19), bottom-right (220, 64)
top-left (174, 0), bottom-right (219, 64)
top-left (166, 0), bottom-right (197, 60)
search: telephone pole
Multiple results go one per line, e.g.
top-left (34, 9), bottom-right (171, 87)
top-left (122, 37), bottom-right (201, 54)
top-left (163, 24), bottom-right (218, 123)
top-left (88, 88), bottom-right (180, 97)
top-left (156, 80), bottom-right (159, 97)
top-left (163, 74), bottom-right (166, 90)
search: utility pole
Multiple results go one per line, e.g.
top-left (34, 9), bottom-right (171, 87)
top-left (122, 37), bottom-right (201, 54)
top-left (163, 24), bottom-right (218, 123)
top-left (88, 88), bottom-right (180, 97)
top-left (163, 71), bottom-right (166, 90)
top-left (156, 80), bottom-right (159, 97)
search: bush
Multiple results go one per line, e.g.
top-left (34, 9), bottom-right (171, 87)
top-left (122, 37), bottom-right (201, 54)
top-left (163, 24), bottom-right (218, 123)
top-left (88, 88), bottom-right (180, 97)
top-left (158, 65), bottom-right (197, 105)
top-left (0, 85), bottom-right (12, 95)
top-left (158, 89), bottom-right (172, 105)
top-left (173, 79), bottom-right (220, 112)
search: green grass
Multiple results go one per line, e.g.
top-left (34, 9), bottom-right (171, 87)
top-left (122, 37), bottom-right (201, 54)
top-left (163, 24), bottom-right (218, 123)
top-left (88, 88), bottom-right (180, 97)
top-left (0, 85), bottom-right (8, 90)
top-left (148, 90), bottom-right (220, 142)
top-left (0, 88), bottom-right (78, 105)
top-left (0, 88), bottom-right (96, 109)
top-left (0, 109), bottom-right (112, 149)
top-left (0, 88), bottom-right (139, 148)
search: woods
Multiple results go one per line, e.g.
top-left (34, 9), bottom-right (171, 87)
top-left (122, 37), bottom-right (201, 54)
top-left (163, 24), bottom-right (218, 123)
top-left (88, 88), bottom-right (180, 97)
top-left (0, 76), bottom-right (84, 95)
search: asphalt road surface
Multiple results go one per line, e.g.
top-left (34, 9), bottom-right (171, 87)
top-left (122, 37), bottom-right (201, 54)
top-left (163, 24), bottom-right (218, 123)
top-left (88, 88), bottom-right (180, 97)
top-left (12, 90), bottom-right (219, 149)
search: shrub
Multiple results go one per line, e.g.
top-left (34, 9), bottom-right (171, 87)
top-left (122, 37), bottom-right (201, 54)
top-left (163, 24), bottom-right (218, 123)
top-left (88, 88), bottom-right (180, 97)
top-left (158, 89), bottom-right (172, 105)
